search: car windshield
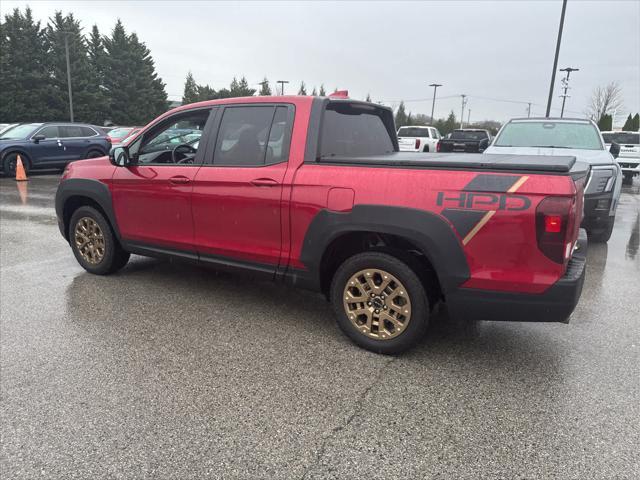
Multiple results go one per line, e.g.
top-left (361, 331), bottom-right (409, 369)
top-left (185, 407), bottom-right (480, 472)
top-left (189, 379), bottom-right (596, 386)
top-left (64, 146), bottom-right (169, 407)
top-left (494, 121), bottom-right (603, 150)
top-left (602, 132), bottom-right (639, 145)
top-left (398, 127), bottom-right (430, 137)
top-left (0, 123), bottom-right (40, 140)
top-left (108, 127), bottom-right (134, 139)
top-left (451, 130), bottom-right (487, 140)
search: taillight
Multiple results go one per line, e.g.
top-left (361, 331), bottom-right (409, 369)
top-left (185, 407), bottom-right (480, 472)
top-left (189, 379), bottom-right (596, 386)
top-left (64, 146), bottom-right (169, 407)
top-left (415, 139), bottom-right (421, 149)
top-left (536, 196), bottom-right (573, 263)
top-left (436, 141), bottom-right (441, 152)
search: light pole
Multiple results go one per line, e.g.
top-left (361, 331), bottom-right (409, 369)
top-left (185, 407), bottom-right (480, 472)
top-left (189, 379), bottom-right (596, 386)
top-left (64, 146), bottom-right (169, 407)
top-left (460, 94), bottom-right (467, 128)
top-left (545, 0), bottom-right (568, 117)
top-left (527, 102), bottom-right (532, 117)
top-left (276, 80), bottom-right (289, 95)
top-left (467, 109), bottom-right (471, 126)
top-left (559, 67), bottom-right (579, 118)
top-left (62, 31), bottom-right (74, 122)
top-left (428, 83), bottom-right (442, 124)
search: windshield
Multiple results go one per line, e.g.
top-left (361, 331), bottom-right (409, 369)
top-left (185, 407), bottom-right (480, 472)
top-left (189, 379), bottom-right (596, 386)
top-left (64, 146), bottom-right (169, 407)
top-left (602, 132), bottom-right (639, 145)
top-left (0, 123), bottom-right (40, 140)
top-left (398, 127), bottom-right (430, 137)
top-left (108, 127), bottom-right (134, 139)
top-left (451, 130), bottom-right (488, 140)
top-left (494, 121), bottom-right (603, 150)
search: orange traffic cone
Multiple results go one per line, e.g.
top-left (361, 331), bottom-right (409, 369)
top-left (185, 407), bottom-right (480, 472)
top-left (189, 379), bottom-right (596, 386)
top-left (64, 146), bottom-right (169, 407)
top-left (15, 155), bottom-right (28, 182)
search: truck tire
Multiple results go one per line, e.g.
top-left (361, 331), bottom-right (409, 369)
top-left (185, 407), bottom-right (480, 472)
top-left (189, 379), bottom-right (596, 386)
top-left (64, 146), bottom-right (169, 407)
top-left (3, 152), bottom-right (30, 177)
top-left (422, 145), bottom-right (430, 152)
top-left (330, 252), bottom-right (429, 354)
top-left (69, 206), bottom-right (130, 275)
top-left (622, 173), bottom-right (634, 185)
top-left (589, 216), bottom-right (615, 243)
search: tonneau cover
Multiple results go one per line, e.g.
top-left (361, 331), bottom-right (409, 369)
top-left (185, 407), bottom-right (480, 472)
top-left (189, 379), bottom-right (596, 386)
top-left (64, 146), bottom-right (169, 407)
top-left (319, 152), bottom-right (581, 174)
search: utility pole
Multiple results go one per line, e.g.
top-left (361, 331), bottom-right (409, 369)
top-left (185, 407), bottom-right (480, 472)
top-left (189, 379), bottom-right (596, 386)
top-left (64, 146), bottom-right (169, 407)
top-left (467, 109), bottom-right (471, 126)
top-left (276, 80), bottom-right (289, 95)
top-left (460, 94), bottom-right (467, 128)
top-left (545, 0), bottom-right (568, 117)
top-left (559, 67), bottom-right (579, 118)
top-left (63, 32), bottom-right (74, 122)
top-left (527, 102), bottom-right (532, 118)
top-left (428, 83), bottom-right (442, 124)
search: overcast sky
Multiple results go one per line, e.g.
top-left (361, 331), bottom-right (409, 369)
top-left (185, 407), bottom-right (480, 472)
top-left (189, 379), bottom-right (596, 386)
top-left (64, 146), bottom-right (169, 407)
top-left (3, 0), bottom-right (639, 123)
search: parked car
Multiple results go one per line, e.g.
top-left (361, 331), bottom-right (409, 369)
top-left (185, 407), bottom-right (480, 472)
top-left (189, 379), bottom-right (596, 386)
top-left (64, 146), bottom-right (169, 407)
top-left (0, 122), bottom-right (111, 176)
top-left (0, 123), bottom-right (18, 134)
top-left (601, 130), bottom-right (639, 184)
top-left (56, 95), bottom-right (589, 354)
top-left (438, 129), bottom-right (492, 153)
top-left (397, 125), bottom-right (441, 152)
top-left (485, 118), bottom-right (622, 242)
top-left (106, 126), bottom-right (140, 145)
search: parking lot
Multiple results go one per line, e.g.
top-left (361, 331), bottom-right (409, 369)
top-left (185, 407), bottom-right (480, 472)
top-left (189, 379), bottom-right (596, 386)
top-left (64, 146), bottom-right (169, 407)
top-left (1, 173), bottom-right (639, 479)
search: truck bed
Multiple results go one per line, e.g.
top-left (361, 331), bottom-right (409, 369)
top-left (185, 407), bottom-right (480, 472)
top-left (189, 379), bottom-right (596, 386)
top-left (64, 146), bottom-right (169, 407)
top-left (319, 152), bottom-right (583, 174)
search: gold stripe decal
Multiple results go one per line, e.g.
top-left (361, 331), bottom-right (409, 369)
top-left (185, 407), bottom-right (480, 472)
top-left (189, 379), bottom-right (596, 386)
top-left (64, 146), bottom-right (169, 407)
top-left (507, 175), bottom-right (529, 193)
top-left (462, 210), bottom-right (496, 245)
top-left (462, 175), bottom-right (528, 245)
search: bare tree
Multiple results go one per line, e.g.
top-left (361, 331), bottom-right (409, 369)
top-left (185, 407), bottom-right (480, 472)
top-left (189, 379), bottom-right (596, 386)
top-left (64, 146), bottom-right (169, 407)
top-left (587, 82), bottom-right (624, 121)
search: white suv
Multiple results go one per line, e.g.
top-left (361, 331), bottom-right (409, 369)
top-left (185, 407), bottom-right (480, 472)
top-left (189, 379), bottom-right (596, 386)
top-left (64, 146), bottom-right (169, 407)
top-left (397, 126), bottom-right (441, 152)
top-left (601, 131), bottom-right (639, 184)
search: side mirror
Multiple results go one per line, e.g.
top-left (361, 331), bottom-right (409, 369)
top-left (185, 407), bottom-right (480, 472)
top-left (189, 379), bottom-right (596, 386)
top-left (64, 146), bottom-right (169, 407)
top-left (109, 146), bottom-right (130, 166)
top-left (609, 142), bottom-right (620, 159)
top-left (33, 135), bottom-right (45, 143)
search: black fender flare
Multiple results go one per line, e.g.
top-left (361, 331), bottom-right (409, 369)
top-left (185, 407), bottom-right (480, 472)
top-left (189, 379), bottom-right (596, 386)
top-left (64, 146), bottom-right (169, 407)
top-left (55, 178), bottom-right (121, 241)
top-left (298, 205), bottom-right (470, 295)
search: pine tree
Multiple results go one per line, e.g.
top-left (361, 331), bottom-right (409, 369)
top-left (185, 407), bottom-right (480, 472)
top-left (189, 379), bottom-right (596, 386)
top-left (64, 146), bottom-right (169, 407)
top-left (633, 113), bottom-right (640, 130)
top-left (228, 76), bottom-right (255, 97)
top-left (182, 71), bottom-right (199, 104)
top-left (406, 112), bottom-right (413, 126)
top-left (196, 84), bottom-right (217, 101)
top-left (102, 21), bottom-right (167, 125)
top-left (597, 114), bottom-right (612, 131)
top-left (311, 86), bottom-right (318, 96)
top-left (622, 114), bottom-right (634, 131)
top-left (319, 84), bottom-right (326, 96)
top-left (0, 7), bottom-right (56, 121)
top-left (298, 81), bottom-right (307, 95)
top-left (395, 101), bottom-right (408, 128)
top-left (259, 77), bottom-right (271, 96)
top-left (46, 12), bottom-right (102, 123)
top-left (86, 24), bottom-right (109, 124)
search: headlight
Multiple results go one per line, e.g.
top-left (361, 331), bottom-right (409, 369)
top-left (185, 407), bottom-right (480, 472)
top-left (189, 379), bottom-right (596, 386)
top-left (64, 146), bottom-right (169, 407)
top-left (586, 167), bottom-right (616, 194)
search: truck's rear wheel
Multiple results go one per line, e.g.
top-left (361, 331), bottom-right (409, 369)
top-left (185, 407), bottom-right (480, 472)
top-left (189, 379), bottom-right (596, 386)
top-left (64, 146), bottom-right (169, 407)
top-left (69, 206), bottom-right (130, 275)
top-left (330, 252), bottom-right (429, 354)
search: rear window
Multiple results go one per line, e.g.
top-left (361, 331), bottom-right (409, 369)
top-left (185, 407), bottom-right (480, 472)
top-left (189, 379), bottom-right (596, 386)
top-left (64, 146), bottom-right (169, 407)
top-left (108, 127), bottom-right (133, 139)
top-left (602, 132), bottom-right (639, 145)
top-left (451, 130), bottom-right (488, 140)
top-left (398, 127), bottom-right (430, 138)
top-left (494, 121), bottom-right (603, 150)
top-left (320, 103), bottom-right (395, 157)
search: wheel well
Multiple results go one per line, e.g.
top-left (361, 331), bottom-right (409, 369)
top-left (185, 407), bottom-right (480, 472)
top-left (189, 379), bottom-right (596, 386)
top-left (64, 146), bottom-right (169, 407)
top-left (319, 231), bottom-right (443, 306)
top-left (62, 196), bottom-right (109, 240)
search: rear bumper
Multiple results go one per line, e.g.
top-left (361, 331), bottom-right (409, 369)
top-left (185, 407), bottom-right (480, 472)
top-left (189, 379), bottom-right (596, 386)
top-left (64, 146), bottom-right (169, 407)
top-left (446, 229), bottom-right (587, 323)
top-left (617, 160), bottom-right (639, 174)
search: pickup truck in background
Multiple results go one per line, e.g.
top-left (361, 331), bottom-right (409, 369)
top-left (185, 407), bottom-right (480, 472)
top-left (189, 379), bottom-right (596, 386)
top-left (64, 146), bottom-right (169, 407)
top-left (397, 125), bottom-right (441, 152)
top-left (486, 118), bottom-right (622, 242)
top-left (56, 95), bottom-right (589, 354)
top-left (438, 129), bottom-right (492, 153)
top-left (601, 130), bottom-right (639, 184)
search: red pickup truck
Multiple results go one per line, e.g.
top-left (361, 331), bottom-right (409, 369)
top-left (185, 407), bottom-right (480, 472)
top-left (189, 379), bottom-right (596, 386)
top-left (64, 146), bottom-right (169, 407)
top-left (56, 95), bottom-right (589, 353)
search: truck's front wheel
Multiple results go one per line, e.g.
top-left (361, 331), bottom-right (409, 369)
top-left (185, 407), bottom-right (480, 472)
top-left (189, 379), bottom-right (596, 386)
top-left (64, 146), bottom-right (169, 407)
top-left (330, 252), bottom-right (429, 354)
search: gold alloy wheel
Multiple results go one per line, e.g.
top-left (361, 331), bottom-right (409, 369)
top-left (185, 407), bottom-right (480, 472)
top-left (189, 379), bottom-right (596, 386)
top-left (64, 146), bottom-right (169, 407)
top-left (342, 268), bottom-right (412, 340)
top-left (74, 217), bottom-right (105, 265)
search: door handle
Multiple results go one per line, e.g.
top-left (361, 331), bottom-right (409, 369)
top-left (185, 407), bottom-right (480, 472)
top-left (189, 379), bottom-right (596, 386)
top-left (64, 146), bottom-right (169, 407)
top-left (169, 175), bottom-right (191, 185)
top-left (251, 178), bottom-right (279, 187)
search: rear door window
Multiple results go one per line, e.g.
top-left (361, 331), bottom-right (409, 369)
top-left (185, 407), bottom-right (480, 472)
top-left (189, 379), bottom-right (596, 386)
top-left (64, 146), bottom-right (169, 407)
top-left (213, 106), bottom-right (275, 166)
top-left (320, 103), bottom-right (395, 157)
top-left (60, 125), bottom-right (86, 138)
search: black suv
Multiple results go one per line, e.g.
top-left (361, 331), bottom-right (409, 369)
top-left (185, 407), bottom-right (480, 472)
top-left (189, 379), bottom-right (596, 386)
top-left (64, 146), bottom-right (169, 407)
top-left (0, 122), bottom-right (111, 176)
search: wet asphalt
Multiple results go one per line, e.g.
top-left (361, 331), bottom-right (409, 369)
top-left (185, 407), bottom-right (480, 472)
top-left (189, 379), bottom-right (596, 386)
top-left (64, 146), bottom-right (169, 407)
top-left (1, 173), bottom-right (639, 479)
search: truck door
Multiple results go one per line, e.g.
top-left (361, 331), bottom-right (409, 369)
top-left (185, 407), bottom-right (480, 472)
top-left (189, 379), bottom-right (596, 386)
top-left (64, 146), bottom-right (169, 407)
top-left (191, 105), bottom-right (293, 272)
